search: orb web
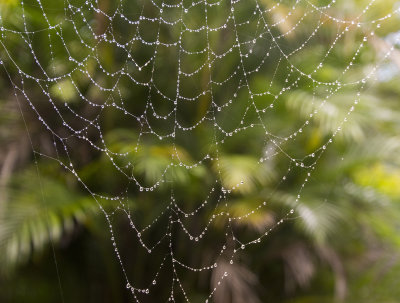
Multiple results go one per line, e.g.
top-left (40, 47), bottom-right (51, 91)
top-left (0, 0), bottom-right (399, 301)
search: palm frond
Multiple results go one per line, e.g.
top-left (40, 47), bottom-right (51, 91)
top-left (216, 155), bottom-right (275, 194)
top-left (0, 168), bottom-right (101, 271)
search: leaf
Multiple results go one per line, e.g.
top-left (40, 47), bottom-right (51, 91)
top-left (0, 168), bottom-right (103, 271)
top-left (216, 155), bottom-right (275, 194)
top-left (50, 78), bottom-right (77, 103)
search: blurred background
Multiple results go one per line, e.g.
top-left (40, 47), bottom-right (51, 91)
top-left (1, 0), bottom-right (400, 302)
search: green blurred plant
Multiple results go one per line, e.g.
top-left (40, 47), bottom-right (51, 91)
top-left (0, 0), bottom-right (400, 302)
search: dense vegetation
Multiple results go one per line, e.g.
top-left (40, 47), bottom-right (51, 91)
top-left (1, 0), bottom-right (400, 302)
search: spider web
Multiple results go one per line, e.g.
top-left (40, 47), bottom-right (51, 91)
top-left (0, 0), bottom-right (399, 301)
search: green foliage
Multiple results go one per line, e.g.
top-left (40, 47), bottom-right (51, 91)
top-left (0, 0), bottom-right (400, 302)
top-left (0, 168), bottom-right (101, 272)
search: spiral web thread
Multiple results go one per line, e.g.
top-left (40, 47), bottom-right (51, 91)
top-left (0, 0), bottom-right (399, 301)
